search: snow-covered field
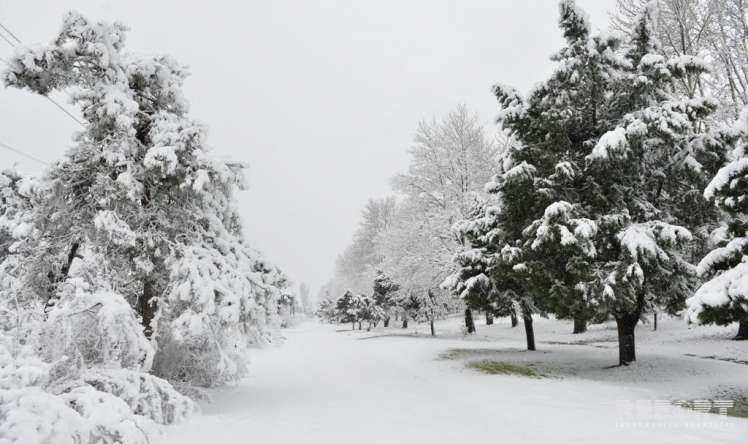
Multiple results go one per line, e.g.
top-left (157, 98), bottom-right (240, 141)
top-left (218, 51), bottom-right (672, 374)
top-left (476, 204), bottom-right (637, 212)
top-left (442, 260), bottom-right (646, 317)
top-left (159, 316), bottom-right (748, 444)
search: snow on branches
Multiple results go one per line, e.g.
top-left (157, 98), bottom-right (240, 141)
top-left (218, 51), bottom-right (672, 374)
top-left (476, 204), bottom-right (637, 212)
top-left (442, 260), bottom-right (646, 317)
top-left (0, 11), bottom-right (290, 443)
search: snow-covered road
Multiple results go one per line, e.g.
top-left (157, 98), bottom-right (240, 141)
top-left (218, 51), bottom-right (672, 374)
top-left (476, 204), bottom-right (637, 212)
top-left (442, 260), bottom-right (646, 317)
top-left (159, 321), bottom-right (748, 444)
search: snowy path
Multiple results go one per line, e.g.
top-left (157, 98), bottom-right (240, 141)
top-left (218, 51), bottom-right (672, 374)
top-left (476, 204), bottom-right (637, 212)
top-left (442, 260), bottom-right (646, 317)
top-left (159, 321), bottom-right (748, 444)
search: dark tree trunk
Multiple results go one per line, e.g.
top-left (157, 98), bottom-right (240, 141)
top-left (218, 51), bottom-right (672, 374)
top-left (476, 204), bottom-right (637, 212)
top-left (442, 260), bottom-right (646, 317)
top-left (486, 312), bottom-right (494, 326)
top-left (510, 312), bottom-right (518, 328)
top-left (60, 242), bottom-right (80, 280)
top-left (140, 278), bottom-right (157, 339)
top-left (616, 316), bottom-right (638, 365)
top-left (402, 318), bottom-right (408, 328)
top-left (523, 314), bottom-right (535, 351)
top-left (653, 312), bottom-right (658, 331)
top-left (383, 317), bottom-right (390, 328)
top-left (573, 317), bottom-right (587, 334)
top-left (44, 242), bottom-right (80, 314)
top-left (465, 308), bottom-right (476, 334)
top-left (430, 319), bottom-right (435, 336)
top-left (358, 321), bottom-right (362, 330)
top-left (351, 321), bottom-right (355, 330)
top-left (735, 319), bottom-right (748, 340)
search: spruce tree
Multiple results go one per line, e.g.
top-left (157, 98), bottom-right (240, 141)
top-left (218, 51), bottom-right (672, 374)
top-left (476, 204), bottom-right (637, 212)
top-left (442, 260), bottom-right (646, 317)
top-left (584, 2), bottom-right (720, 364)
top-left (447, 169), bottom-right (537, 349)
top-left (487, 1), bottom-right (720, 364)
top-left (336, 291), bottom-right (358, 330)
top-left (687, 109), bottom-right (748, 340)
top-left (372, 270), bottom-right (399, 327)
top-left (487, 0), bottom-right (626, 346)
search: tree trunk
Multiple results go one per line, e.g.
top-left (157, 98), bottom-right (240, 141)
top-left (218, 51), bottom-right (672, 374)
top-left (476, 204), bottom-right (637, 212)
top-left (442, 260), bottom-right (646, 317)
top-left (430, 319), bottom-right (435, 336)
top-left (735, 319), bottom-right (748, 340)
top-left (351, 321), bottom-right (355, 330)
top-left (510, 312), bottom-right (518, 328)
top-left (45, 242), bottom-right (80, 314)
top-left (358, 321), bottom-right (362, 330)
top-left (140, 278), bottom-right (157, 339)
top-left (486, 312), bottom-right (494, 326)
top-left (523, 314), bottom-right (535, 351)
top-left (653, 312), bottom-right (658, 332)
top-left (616, 316), bottom-right (638, 365)
top-left (572, 317), bottom-right (587, 334)
top-left (465, 308), bottom-right (476, 334)
top-left (402, 318), bottom-right (408, 328)
top-left (383, 317), bottom-right (390, 328)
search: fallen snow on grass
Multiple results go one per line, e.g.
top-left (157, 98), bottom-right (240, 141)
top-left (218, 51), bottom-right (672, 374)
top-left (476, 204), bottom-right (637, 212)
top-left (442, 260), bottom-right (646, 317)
top-left (158, 317), bottom-right (748, 444)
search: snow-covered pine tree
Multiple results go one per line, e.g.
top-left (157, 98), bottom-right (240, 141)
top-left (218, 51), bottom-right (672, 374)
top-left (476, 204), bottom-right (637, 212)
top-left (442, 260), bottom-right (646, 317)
top-left (372, 270), bottom-right (399, 327)
top-left (522, 201), bottom-right (598, 334)
top-left (445, 194), bottom-right (517, 334)
top-left (484, 165), bottom-right (540, 349)
top-left (0, 170), bottom-right (37, 297)
top-left (492, 0), bottom-right (627, 337)
top-left (0, 169), bottom-right (40, 364)
top-left (486, 1), bottom-right (719, 363)
top-left (336, 291), bottom-right (358, 330)
top-left (584, 1), bottom-right (722, 364)
top-left (316, 298), bottom-right (337, 323)
top-left (393, 288), bottom-right (449, 336)
top-left (3, 12), bottom-right (285, 386)
top-left (397, 292), bottom-right (423, 329)
top-left (687, 108), bottom-right (748, 340)
top-left (357, 294), bottom-right (384, 330)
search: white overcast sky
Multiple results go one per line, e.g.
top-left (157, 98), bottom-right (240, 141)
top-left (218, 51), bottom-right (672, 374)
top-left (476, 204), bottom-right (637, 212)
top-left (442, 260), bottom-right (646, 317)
top-left (1, 0), bottom-right (616, 293)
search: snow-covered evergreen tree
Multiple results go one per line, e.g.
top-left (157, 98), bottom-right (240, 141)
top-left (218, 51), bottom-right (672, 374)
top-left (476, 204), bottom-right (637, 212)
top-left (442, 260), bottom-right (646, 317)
top-left (478, 1), bottom-right (721, 364)
top-left (3, 12), bottom-right (286, 385)
top-left (687, 108), bottom-right (748, 339)
top-left (356, 294), bottom-right (385, 330)
top-left (335, 291), bottom-right (359, 330)
top-left (446, 168), bottom-right (538, 349)
top-left (491, 0), bottom-right (628, 337)
top-left (372, 270), bottom-right (399, 327)
top-left (584, 1), bottom-right (722, 364)
top-left (315, 298), bottom-right (337, 323)
top-left (445, 195), bottom-right (518, 334)
top-left (0, 170), bottom-right (38, 311)
top-left (0, 14), bottom-right (291, 441)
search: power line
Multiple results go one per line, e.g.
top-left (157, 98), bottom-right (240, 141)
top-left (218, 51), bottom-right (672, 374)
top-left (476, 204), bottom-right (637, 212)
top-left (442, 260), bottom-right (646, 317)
top-left (0, 22), bottom-right (22, 45)
top-left (0, 139), bottom-right (50, 166)
top-left (0, 30), bottom-right (15, 48)
top-left (44, 96), bottom-right (86, 127)
top-left (0, 20), bottom-right (86, 128)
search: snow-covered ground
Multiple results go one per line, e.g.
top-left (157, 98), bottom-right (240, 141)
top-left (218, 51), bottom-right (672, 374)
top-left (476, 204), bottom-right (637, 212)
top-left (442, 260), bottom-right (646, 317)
top-left (159, 316), bottom-right (748, 444)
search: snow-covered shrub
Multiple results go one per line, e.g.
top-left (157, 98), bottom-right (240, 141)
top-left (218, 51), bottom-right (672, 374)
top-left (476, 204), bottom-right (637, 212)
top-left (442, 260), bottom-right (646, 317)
top-left (82, 368), bottom-right (196, 424)
top-left (151, 242), bottom-right (283, 386)
top-left (0, 272), bottom-right (196, 443)
top-left (151, 324), bottom-right (247, 388)
top-left (0, 287), bottom-right (196, 443)
top-left (41, 278), bottom-right (154, 371)
top-left (1, 371), bottom-right (159, 444)
top-left (0, 334), bottom-right (196, 444)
